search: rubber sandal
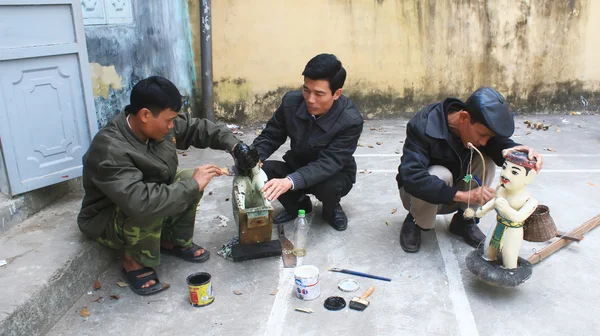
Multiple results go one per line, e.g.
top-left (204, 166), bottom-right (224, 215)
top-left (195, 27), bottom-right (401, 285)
top-left (122, 267), bottom-right (170, 296)
top-left (161, 242), bottom-right (210, 263)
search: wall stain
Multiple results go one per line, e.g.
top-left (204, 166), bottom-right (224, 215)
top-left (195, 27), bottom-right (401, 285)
top-left (214, 84), bottom-right (297, 123)
top-left (212, 80), bottom-right (599, 123)
top-left (85, 1), bottom-right (195, 128)
top-left (213, 77), bottom-right (253, 105)
top-left (89, 63), bottom-right (123, 99)
top-left (200, 0), bottom-right (597, 122)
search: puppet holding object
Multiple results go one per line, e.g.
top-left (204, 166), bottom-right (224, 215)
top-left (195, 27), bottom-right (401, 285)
top-left (466, 150), bottom-right (539, 287)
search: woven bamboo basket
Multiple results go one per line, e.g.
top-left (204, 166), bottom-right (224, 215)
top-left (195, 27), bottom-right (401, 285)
top-left (523, 205), bottom-right (557, 242)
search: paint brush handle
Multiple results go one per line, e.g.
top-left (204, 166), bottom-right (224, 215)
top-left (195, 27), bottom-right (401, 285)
top-left (329, 268), bottom-right (392, 282)
top-left (360, 286), bottom-right (375, 300)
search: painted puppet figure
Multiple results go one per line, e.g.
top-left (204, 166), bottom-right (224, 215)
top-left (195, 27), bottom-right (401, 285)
top-left (231, 143), bottom-right (271, 214)
top-left (475, 151), bottom-right (539, 269)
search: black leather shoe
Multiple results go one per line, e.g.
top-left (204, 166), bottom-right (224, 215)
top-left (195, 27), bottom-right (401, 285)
top-left (448, 211), bottom-right (486, 248)
top-left (273, 211), bottom-right (299, 224)
top-left (399, 213), bottom-right (421, 253)
top-left (322, 204), bottom-right (348, 231)
top-left (273, 197), bottom-right (312, 224)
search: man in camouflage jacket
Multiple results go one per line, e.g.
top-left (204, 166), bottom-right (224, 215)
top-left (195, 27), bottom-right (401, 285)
top-left (78, 76), bottom-right (240, 295)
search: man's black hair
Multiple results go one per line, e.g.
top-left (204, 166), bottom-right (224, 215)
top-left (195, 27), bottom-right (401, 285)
top-left (302, 53), bottom-right (346, 94)
top-left (465, 106), bottom-right (487, 126)
top-left (125, 76), bottom-right (182, 116)
top-left (447, 102), bottom-right (486, 126)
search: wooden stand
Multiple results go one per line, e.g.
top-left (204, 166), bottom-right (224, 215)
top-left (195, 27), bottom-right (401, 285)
top-left (236, 206), bottom-right (274, 245)
top-left (231, 203), bottom-right (282, 262)
top-left (528, 214), bottom-right (600, 265)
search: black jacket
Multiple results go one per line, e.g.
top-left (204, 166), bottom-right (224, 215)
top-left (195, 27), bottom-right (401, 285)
top-left (252, 91), bottom-right (364, 190)
top-left (396, 98), bottom-right (517, 205)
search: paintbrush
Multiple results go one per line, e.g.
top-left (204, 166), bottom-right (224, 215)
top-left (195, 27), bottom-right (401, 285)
top-left (349, 286), bottom-right (375, 311)
top-left (221, 165), bottom-right (239, 176)
top-left (328, 268), bottom-right (391, 282)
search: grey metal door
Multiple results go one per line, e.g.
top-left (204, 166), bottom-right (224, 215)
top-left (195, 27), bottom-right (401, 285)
top-left (0, 0), bottom-right (97, 195)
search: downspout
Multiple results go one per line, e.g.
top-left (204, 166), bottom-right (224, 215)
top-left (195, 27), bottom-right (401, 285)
top-left (200, 0), bottom-right (215, 121)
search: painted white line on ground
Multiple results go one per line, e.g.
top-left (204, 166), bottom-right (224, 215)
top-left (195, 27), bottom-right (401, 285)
top-left (435, 217), bottom-right (479, 336)
top-left (354, 154), bottom-right (600, 158)
top-left (263, 268), bottom-right (296, 336)
top-left (264, 212), bottom-right (314, 336)
top-left (364, 169), bottom-right (600, 173)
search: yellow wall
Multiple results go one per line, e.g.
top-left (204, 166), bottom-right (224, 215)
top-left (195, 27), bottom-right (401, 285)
top-left (190, 0), bottom-right (599, 121)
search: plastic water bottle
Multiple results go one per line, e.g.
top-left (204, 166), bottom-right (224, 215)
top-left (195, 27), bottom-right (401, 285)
top-left (293, 209), bottom-right (308, 257)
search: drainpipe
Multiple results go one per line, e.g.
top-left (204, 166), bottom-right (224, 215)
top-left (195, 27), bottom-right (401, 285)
top-left (200, 0), bottom-right (215, 121)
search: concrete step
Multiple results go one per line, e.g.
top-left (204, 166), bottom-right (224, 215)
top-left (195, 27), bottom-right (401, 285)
top-left (0, 192), bottom-right (115, 336)
top-left (0, 194), bottom-right (26, 233)
top-left (0, 178), bottom-right (82, 234)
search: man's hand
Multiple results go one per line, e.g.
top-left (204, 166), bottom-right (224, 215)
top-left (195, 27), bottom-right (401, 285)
top-left (454, 186), bottom-right (495, 204)
top-left (192, 164), bottom-right (223, 191)
top-left (261, 178), bottom-right (292, 201)
top-left (503, 145), bottom-right (543, 171)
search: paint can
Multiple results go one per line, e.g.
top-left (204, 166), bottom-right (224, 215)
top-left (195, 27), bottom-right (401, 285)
top-left (187, 272), bottom-right (214, 307)
top-left (294, 265), bottom-right (320, 301)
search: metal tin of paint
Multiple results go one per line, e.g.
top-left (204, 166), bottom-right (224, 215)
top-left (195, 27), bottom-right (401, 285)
top-left (187, 272), bottom-right (215, 307)
top-left (294, 265), bottom-right (320, 301)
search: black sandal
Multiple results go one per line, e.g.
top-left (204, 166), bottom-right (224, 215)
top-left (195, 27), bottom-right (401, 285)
top-left (161, 242), bottom-right (210, 263)
top-left (122, 267), bottom-right (170, 296)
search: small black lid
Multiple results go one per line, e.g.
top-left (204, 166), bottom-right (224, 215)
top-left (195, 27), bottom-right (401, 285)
top-left (324, 296), bottom-right (346, 311)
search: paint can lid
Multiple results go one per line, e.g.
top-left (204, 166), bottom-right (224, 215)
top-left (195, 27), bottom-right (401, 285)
top-left (338, 279), bottom-right (360, 292)
top-left (323, 296), bottom-right (346, 311)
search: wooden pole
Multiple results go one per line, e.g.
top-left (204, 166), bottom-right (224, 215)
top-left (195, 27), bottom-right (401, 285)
top-left (554, 231), bottom-right (584, 242)
top-left (528, 214), bottom-right (600, 265)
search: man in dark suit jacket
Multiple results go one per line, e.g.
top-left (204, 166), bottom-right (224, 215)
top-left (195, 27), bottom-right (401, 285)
top-left (252, 54), bottom-right (364, 231)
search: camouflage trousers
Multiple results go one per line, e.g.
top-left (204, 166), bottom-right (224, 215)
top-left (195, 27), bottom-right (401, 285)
top-left (96, 169), bottom-right (202, 268)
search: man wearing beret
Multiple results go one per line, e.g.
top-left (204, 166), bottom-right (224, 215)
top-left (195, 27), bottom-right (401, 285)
top-left (396, 87), bottom-right (543, 252)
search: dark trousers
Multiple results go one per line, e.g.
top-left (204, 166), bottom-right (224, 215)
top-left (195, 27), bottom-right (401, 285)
top-left (261, 160), bottom-right (353, 215)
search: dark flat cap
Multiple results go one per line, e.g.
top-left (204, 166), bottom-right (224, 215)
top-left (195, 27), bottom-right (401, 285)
top-left (464, 87), bottom-right (514, 138)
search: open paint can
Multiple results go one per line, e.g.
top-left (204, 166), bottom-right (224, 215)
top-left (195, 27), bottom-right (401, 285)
top-left (187, 272), bottom-right (215, 307)
top-left (294, 265), bottom-right (320, 301)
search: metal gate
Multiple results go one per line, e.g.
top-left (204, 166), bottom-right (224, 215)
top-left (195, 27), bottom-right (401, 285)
top-left (0, 0), bottom-right (98, 195)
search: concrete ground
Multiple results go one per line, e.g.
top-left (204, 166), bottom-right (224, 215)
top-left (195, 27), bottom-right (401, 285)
top-left (2, 114), bottom-right (598, 336)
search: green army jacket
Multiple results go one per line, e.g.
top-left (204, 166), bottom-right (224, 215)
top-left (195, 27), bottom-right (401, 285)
top-left (77, 112), bottom-right (239, 239)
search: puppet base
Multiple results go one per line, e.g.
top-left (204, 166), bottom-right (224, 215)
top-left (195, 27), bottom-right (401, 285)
top-left (231, 240), bottom-right (282, 262)
top-left (466, 247), bottom-right (532, 288)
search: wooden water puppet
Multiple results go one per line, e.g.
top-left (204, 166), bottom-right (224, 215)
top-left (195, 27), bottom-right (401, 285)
top-left (229, 144), bottom-right (282, 261)
top-left (464, 144), bottom-right (599, 287)
top-left (463, 145), bottom-right (541, 287)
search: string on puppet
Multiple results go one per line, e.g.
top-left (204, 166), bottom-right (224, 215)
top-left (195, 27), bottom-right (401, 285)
top-left (463, 142), bottom-right (486, 219)
top-left (465, 150), bottom-right (475, 212)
